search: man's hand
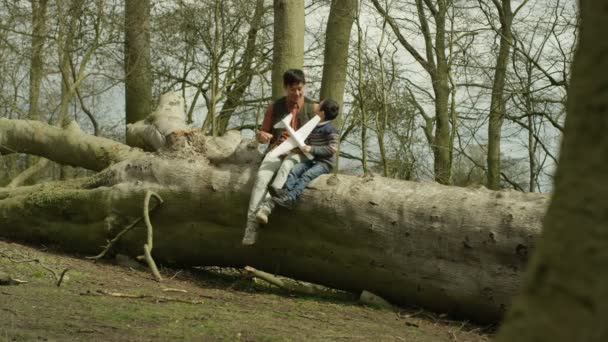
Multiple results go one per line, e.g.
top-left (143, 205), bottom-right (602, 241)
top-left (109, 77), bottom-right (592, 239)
top-left (301, 145), bottom-right (312, 153)
top-left (257, 131), bottom-right (273, 144)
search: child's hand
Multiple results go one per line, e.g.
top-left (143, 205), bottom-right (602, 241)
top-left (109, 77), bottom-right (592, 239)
top-left (301, 145), bottom-right (312, 153)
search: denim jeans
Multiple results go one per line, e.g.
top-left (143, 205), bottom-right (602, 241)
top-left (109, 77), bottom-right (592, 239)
top-left (283, 161), bottom-right (331, 201)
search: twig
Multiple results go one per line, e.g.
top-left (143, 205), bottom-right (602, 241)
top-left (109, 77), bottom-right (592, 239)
top-left (162, 288), bottom-right (187, 293)
top-left (244, 266), bottom-right (332, 296)
top-left (2, 308), bottom-right (17, 316)
top-left (88, 289), bottom-right (203, 304)
top-left (56, 268), bottom-right (70, 287)
top-left (86, 191), bottom-right (163, 261)
top-left (169, 270), bottom-right (182, 280)
top-left (0, 250), bottom-right (64, 284)
top-left (143, 191), bottom-right (164, 282)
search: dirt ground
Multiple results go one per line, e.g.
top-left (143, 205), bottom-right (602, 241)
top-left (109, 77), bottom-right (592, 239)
top-left (0, 239), bottom-right (493, 342)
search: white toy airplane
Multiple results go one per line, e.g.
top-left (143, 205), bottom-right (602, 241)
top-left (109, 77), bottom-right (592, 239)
top-left (267, 113), bottom-right (320, 160)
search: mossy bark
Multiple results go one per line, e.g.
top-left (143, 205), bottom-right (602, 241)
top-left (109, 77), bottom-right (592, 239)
top-left (0, 120), bottom-right (548, 322)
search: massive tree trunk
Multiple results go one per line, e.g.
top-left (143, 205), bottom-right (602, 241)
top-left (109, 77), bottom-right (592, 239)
top-left (271, 0), bottom-right (305, 99)
top-left (0, 97), bottom-right (547, 323)
top-left (496, 2), bottom-right (608, 341)
top-left (125, 0), bottom-right (152, 124)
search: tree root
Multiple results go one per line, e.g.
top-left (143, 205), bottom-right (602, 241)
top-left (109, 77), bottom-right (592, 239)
top-left (143, 190), bottom-right (163, 281)
top-left (87, 190), bottom-right (163, 262)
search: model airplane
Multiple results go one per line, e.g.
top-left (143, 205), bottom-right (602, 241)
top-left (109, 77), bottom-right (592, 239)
top-left (267, 113), bottom-right (320, 160)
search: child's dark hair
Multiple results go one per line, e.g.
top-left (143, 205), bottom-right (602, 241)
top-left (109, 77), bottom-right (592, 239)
top-left (283, 69), bottom-right (306, 86)
top-left (320, 99), bottom-right (340, 121)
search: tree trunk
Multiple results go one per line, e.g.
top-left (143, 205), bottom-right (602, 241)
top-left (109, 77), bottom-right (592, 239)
top-left (0, 114), bottom-right (547, 324)
top-left (496, 2), bottom-right (608, 340)
top-left (125, 0), bottom-right (152, 124)
top-left (320, 0), bottom-right (357, 110)
top-left (487, 0), bottom-right (514, 190)
top-left (217, 0), bottom-right (266, 135)
top-left (28, 0), bottom-right (48, 121)
top-left (271, 0), bottom-right (305, 99)
top-left (427, 1), bottom-right (452, 185)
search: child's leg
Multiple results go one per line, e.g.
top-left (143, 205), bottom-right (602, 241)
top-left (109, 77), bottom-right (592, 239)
top-left (283, 162), bottom-right (331, 201)
top-left (284, 160), bottom-right (314, 191)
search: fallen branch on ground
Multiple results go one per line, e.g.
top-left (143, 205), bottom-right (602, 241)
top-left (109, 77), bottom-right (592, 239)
top-left (84, 289), bottom-right (203, 304)
top-left (0, 249), bottom-right (68, 286)
top-left (244, 265), bottom-right (337, 296)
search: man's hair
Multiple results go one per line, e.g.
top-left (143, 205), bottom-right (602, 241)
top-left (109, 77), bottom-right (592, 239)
top-left (320, 99), bottom-right (340, 121)
top-left (283, 69), bottom-right (306, 86)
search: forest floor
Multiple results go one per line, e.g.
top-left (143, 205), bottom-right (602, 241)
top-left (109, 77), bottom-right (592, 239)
top-left (0, 239), bottom-right (493, 342)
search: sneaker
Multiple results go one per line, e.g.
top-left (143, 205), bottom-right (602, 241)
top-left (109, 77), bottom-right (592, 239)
top-left (273, 195), bottom-right (295, 210)
top-left (255, 205), bottom-right (271, 224)
top-left (241, 221), bottom-right (258, 245)
top-left (268, 186), bottom-right (288, 198)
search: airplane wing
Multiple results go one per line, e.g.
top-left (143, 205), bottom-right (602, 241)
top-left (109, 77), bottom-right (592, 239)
top-left (292, 115), bottom-right (320, 142)
top-left (267, 136), bottom-right (297, 158)
top-left (273, 113), bottom-right (293, 129)
top-left (268, 115), bottom-right (321, 159)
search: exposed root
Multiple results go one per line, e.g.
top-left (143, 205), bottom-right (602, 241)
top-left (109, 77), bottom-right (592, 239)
top-left (87, 190), bottom-right (163, 261)
top-left (143, 190), bottom-right (164, 281)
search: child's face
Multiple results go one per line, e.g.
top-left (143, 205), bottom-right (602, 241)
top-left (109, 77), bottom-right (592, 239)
top-left (315, 101), bottom-right (325, 121)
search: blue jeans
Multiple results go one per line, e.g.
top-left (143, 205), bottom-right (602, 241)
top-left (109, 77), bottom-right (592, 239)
top-left (283, 161), bottom-right (330, 201)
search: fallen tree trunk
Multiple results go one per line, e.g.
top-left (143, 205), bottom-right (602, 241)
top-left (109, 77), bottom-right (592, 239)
top-left (0, 114), bottom-right (548, 323)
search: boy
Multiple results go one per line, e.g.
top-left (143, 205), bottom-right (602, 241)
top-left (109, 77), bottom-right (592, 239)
top-left (270, 99), bottom-right (340, 208)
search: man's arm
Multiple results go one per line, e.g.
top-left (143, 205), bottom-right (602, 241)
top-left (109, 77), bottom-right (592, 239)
top-left (257, 103), bottom-right (274, 144)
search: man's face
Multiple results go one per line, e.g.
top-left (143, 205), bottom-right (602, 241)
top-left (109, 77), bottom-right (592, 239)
top-left (284, 82), bottom-right (305, 102)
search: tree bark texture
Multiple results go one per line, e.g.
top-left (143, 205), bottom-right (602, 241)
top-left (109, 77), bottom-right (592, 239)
top-left (497, 1), bottom-right (608, 340)
top-left (271, 0), bottom-right (305, 99)
top-left (487, 0), bottom-right (513, 190)
top-left (28, 0), bottom-right (48, 121)
top-left (320, 0), bottom-right (357, 111)
top-left (125, 0), bottom-right (152, 124)
top-left (0, 115), bottom-right (547, 323)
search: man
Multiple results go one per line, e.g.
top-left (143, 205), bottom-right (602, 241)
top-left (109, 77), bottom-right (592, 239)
top-left (241, 69), bottom-right (318, 245)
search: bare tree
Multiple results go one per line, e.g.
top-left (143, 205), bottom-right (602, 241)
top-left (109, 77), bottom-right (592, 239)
top-left (371, 0), bottom-right (454, 184)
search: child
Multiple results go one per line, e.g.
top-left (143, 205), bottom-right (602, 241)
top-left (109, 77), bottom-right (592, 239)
top-left (270, 99), bottom-right (340, 209)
